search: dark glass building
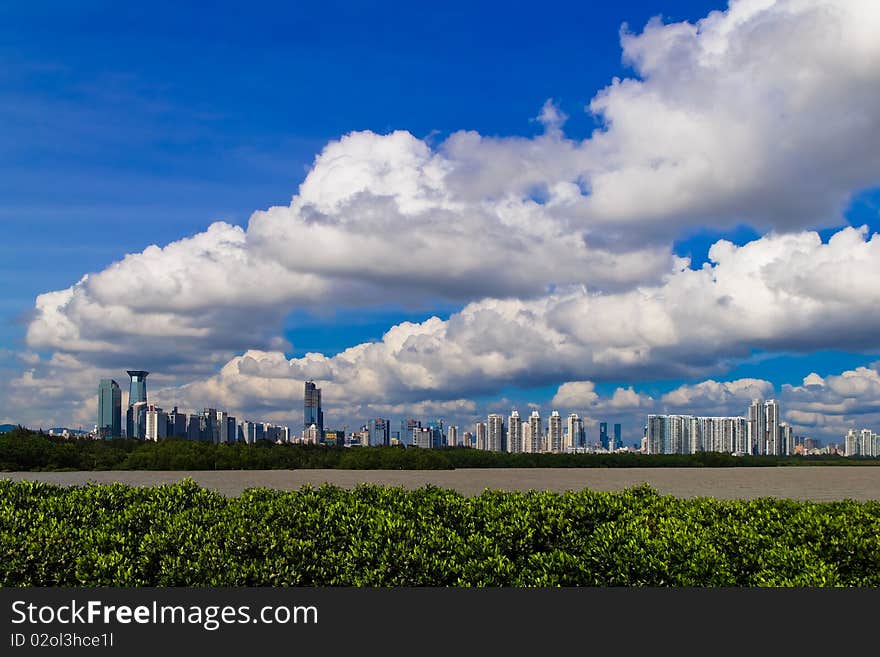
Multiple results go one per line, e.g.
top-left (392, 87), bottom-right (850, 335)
top-left (97, 379), bottom-right (122, 439)
top-left (369, 418), bottom-right (390, 447)
top-left (125, 370), bottom-right (149, 438)
top-left (127, 370), bottom-right (149, 405)
top-left (304, 380), bottom-right (324, 440)
top-left (599, 422), bottom-right (609, 450)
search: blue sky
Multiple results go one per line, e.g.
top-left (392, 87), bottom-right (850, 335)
top-left (3, 0), bottom-right (880, 442)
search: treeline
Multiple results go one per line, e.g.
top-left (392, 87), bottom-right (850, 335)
top-left (0, 426), bottom-right (873, 471)
top-left (1, 479), bottom-right (878, 586)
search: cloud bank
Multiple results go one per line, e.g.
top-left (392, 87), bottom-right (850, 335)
top-left (12, 0), bottom-right (880, 438)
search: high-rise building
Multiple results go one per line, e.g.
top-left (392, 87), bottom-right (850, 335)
top-left (144, 405), bottom-right (167, 441)
top-left (97, 379), bottom-right (122, 439)
top-left (304, 381), bottom-right (324, 441)
top-left (507, 410), bottom-right (523, 453)
top-left (201, 408), bottom-right (220, 444)
top-left (187, 414), bottom-right (201, 441)
top-left (427, 419), bottom-right (445, 449)
top-left (369, 418), bottom-right (390, 447)
top-left (462, 431), bottom-right (473, 448)
top-left (566, 414), bottom-right (584, 452)
top-left (648, 414), bottom-right (749, 456)
top-left (779, 422), bottom-right (794, 457)
top-left (167, 406), bottom-right (187, 438)
top-left (126, 401), bottom-right (148, 440)
top-left (522, 422), bottom-right (533, 453)
top-left (599, 422), bottom-right (609, 450)
top-left (402, 419), bottom-right (421, 447)
top-left (126, 370), bottom-right (149, 406)
top-left (613, 423), bottom-right (622, 451)
top-left (747, 399), bottom-right (764, 455)
top-left (548, 410), bottom-right (563, 453)
top-left (125, 371), bottom-right (149, 438)
top-left (447, 425), bottom-right (458, 447)
top-left (303, 423), bottom-right (320, 444)
top-left (487, 414), bottom-right (504, 452)
top-left (765, 399), bottom-right (780, 456)
top-left (413, 426), bottom-right (433, 449)
top-left (475, 422), bottom-right (487, 450)
top-left (528, 410), bottom-right (542, 453)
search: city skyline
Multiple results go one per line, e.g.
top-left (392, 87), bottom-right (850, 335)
top-left (2, 1), bottom-right (880, 445)
top-left (65, 370), bottom-right (853, 454)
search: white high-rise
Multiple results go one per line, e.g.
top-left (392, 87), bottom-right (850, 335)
top-left (528, 410), bottom-right (542, 453)
top-left (765, 399), bottom-right (780, 456)
top-left (747, 399), bottom-right (764, 455)
top-left (548, 410), bottom-right (562, 453)
top-left (566, 414), bottom-right (584, 452)
top-left (447, 425), bottom-right (458, 447)
top-left (522, 422), bottom-right (533, 453)
top-left (487, 414), bottom-right (505, 452)
top-left (507, 410), bottom-right (523, 453)
top-left (475, 422), bottom-right (487, 450)
top-left (144, 405), bottom-right (167, 442)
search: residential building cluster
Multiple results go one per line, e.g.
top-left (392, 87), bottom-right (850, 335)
top-left (845, 428), bottom-right (880, 457)
top-left (645, 399), bottom-right (796, 456)
top-left (470, 411), bottom-right (625, 454)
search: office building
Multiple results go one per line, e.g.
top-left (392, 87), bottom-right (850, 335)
top-left (167, 406), bottom-right (187, 438)
top-left (97, 379), bottom-right (122, 439)
top-left (125, 370), bottom-right (149, 438)
top-left (126, 401), bottom-right (148, 440)
top-left (599, 422), bottom-right (609, 450)
top-left (144, 405), bottom-right (167, 441)
top-left (187, 414), bottom-right (202, 441)
top-left (402, 419), bottom-right (421, 447)
top-left (304, 381), bottom-right (324, 441)
top-left (413, 427), bottom-right (433, 449)
top-left (369, 418), bottom-right (390, 447)
top-left (447, 425), bottom-right (458, 447)
top-left (127, 370), bottom-right (149, 406)
top-left (613, 423), bottom-right (622, 451)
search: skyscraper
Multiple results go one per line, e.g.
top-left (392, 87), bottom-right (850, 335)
top-left (369, 418), bottom-right (390, 447)
top-left (507, 410), bottom-right (523, 453)
top-left (447, 425), bottom-right (458, 447)
top-left (566, 413), bottom-right (584, 452)
top-left (599, 422), bottom-right (609, 450)
top-left (548, 410), bottom-right (562, 453)
top-left (487, 414), bottom-right (504, 452)
top-left (97, 379), bottom-right (122, 439)
top-left (304, 381), bottom-right (324, 441)
top-left (127, 401), bottom-right (148, 440)
top-left (528, 410), bottom-right (542, 453)
top-left (475, 422), bottom-right (487, 450)
top-left (613, 423), bottom-right (622, 451)
top-left (402, 419), bottom-right (421, 447)
top-left (126, 370), bottom-right (149, 438)
top-left (127, 370), bottom-right (149, 406)
top-left (765, 399), bottom-right (780, 456)
top-left (748, 399), bottom-right (764, 455)
top-left (144, 405), bottom-right (167, 441)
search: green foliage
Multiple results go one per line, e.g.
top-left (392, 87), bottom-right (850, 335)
top-left (1, 428), bottom-right (875, 471)
top-left (1, 479), bottom-right (878, 587)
